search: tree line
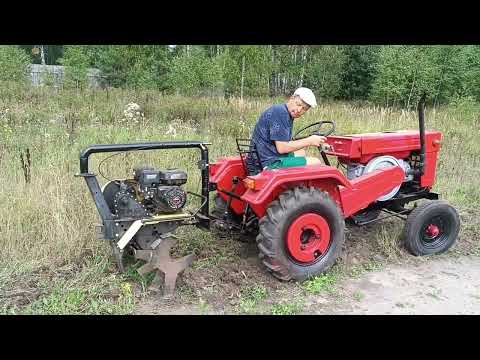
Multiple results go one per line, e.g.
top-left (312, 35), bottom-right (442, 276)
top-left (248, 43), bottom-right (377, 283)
top-left (2, 45), bottom-right (480, 108)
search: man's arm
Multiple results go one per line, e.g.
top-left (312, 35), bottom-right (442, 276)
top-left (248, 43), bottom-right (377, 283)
top-left (275, 135), bottom-right (326, 154)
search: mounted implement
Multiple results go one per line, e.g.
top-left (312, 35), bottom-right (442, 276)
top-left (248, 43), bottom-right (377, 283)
top-left (76, 141), bottom-right (211, 296)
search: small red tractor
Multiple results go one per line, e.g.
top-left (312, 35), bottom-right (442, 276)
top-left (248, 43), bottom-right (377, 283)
top-left (78, 96), bottom-right (460, 294)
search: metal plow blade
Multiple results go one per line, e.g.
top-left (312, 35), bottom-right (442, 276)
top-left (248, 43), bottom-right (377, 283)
top-left (134, 237), bottom-right (195, 297)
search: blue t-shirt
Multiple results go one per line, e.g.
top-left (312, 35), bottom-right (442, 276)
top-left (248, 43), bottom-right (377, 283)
top-left (250, 104), bottom-right (293, 168)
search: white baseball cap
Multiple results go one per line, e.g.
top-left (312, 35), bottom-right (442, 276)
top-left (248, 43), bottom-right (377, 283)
top-left (293, 87), bottom-right (317, 108)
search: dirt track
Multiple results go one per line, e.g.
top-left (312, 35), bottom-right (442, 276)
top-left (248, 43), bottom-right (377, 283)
top-left (135, 252), bottom-right (480, 315)
top-left (134, 209), bottom-right (480, 316)
top-left (309, 255), bottom-right (480, 315)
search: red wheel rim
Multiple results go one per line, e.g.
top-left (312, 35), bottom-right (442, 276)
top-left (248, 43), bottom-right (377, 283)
top-left (286, 213), bottom-right (331, 264)
top-left (426, 224), bottom-right (440, 238)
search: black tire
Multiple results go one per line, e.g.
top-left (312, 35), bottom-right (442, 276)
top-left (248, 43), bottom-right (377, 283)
top-left (256, 187), bottom-right (345, 281)
top-left (404, 200), bottom-right (460, 256)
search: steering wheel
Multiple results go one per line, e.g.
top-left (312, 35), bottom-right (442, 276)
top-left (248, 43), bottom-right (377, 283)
top-left (293, 121), bottom-right (336, 140)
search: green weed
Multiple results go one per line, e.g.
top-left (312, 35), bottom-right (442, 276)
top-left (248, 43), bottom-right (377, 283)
top-left (198, 299), bottom-right (211, 315)
top-left (302, 270), bottom-right (342, 295)
top-left (237, 284), bottom-right (268, 314)
top-left (352, 291), bottom-right (365, 302)
top-left (23, 282), bottom-right (134, 315)
top-left (348, 261), bottom-right (383, 278)
top-left (0, 255), bottom-right (137, 315)
top-left (270, 301), bottom-right (303, 315)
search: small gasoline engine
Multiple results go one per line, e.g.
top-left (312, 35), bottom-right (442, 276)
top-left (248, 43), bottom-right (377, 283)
top-left (102, 167), bottom-right (188, 219)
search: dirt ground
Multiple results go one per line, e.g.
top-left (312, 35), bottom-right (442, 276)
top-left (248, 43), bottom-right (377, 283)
top-left (135, 254), bottom-right (480, 315)
top-left (2, 211), bottom-right (478, 315)
top-left (134, 216), bottom-right (480, 315)
top-left (316, 255), bottom-right (480, 315)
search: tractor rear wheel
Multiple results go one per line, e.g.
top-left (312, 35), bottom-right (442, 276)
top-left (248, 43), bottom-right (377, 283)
top-left (256, 187), bottom-right (345, 281)
top-left (403, 200), bottom-right (460, 256)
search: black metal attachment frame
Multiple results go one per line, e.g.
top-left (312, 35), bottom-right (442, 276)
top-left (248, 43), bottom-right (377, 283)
top-left (75, 141), bottom-right (212, 238)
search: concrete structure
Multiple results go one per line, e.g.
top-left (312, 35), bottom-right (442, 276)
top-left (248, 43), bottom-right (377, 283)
top-left (30, 64), bottom-right (106, 89)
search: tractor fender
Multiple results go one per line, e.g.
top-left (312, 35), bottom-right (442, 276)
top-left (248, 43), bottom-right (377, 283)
top-left (340, 165), bottom-right (405, 217)
top-left (209, 156), bottom-right (245, 184)
top-left (209, 156), bottom-right (247, 215)
top-left (241, 165), bottom-right (351, 218)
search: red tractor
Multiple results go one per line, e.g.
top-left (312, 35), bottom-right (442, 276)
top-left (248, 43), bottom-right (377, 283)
top-left (78, 96), bottom-right (460, 293)
top-left (209, 96), bottom-right (460, 281)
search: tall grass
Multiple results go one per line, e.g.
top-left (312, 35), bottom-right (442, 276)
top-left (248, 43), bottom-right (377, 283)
top-left (1, 82), bottom-right (479, 270)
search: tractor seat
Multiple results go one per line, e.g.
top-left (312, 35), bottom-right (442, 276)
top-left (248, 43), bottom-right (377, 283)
top-left (235, 138), bottom-right (263, 176)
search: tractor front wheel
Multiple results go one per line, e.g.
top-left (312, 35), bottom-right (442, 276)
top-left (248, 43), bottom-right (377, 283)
top-left (403, 200), bottom-right (460, 256)
top-left (256, 187), bottom-right (345, 281)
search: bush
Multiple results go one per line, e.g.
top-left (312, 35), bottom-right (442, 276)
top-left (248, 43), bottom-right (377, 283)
top-left (91, 45), bottom-right (171, 90)
top-left (370, 45), bottom-right (480, 108)
top-left (168, 48), bottom-right (224, 96)
top-left (370, 46), bottom-right (440, 108)
top-left (0, 46), bottom-right (31, 83)
top-left (340, 45), bottom-right (380, 100)
top-left (58, 46), bottom-right (90, 89)
top-left (304, 46), bottom-right (347, 99)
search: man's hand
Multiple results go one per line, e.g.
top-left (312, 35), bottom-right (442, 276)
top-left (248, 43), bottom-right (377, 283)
top-left (276, 135), bottom-right (327, 154)
top-left (307, 134), bottom-right (327, 147)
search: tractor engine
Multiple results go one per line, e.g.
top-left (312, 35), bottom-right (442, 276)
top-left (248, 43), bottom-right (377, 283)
top-left (325, 130), bottom-right (442, 202)
top-left (102, 167), bottom-right (188, 219)
top-left (345, 156), bottom-right (413, 201)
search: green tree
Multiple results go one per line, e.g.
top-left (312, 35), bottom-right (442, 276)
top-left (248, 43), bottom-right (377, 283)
top-left (0, 45), bottom-right (31, 83)
top-left (167, 46), bottom-right (223, 95)
top-left (92, 46), bottom-right (132, 87)
top-left (340, 45), bottom-right (380, 100)
top-left (419, 45), bottom-right (480, 105)
top-left (19, 45), bottom-right (64, 65)
top-left (462, 45), bottom-right (480, 101)
top-left (91, 45), bottom-right (170, 90)
top-left (303, 46), bottom-right (347, 99)
top-left (222, 45), bottom-right (273, 98)
top-left (432, 45), bottom-right (480, 103)
top-left (269, 45), bottom-right (308, 96)
top-left (125, 45), bottom-right (171, 90)
top-left (370, 46), bottom-right (440, 108)
top-left (58, 45), bottom-right (90, 88)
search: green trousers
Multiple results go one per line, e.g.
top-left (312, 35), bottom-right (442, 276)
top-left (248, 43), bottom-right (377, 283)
top-left (265, 153), bottom-right (307, 170)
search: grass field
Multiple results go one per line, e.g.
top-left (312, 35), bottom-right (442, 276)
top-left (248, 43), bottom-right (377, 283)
top-left (1, 82), bottom-right (479, 314)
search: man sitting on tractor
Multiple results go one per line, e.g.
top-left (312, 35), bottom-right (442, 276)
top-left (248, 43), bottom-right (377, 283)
top-left (250, 87), bottom-right (326, 171)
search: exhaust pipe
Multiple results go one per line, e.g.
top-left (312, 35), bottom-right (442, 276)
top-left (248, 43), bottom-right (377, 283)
top-left (406, 93), bottom-right (427, 178)
top-left (417, 92), bottom-right (426, 176)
